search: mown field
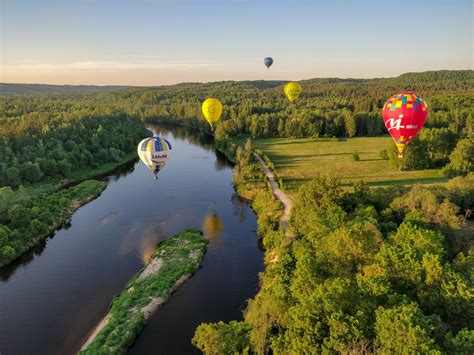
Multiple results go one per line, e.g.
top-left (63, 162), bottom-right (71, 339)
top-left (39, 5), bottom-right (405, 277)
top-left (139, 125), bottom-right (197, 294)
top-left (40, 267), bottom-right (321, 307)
top-left (252, 137), bottom-right (447, 194)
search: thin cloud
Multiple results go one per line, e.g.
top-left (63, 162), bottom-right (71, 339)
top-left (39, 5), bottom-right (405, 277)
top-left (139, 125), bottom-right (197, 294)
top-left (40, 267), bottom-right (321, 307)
top-left (2, 60), bottom-right (222, 73)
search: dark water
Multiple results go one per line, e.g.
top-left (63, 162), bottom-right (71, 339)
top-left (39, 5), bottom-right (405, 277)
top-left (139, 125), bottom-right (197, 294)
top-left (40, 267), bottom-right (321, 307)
top-left (0, 125), bottom-right (263, 355)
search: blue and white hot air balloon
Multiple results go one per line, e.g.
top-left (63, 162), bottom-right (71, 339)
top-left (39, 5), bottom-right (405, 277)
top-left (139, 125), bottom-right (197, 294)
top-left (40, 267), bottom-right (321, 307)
top-left (137, 136), bottom-right (172, 179)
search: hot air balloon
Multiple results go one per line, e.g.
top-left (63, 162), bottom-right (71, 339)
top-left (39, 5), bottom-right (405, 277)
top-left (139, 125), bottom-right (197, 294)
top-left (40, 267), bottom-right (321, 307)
top-left (137, 136), bottom-right (172, 179)
top-left (284, 82), bottom-right (302, 103)
top-left (382, 92), bottom-right (428, 158)
top-left (264, 57), bottom-right (273, 69)
top-left (202, 98), bottom-right (222, 128)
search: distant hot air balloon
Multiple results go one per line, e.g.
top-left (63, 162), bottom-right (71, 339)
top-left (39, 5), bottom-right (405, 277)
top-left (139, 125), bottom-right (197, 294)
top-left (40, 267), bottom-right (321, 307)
top-left (284, 82), bottom-right (302, 103)
top-left (137, 136), bottom-right (172, 179)
top-left (382, 92), bottom-right (428, 158)
top-left (202, 98), bottom-right (222, 128)
top-left (264, 57), bottom-right (273, 69)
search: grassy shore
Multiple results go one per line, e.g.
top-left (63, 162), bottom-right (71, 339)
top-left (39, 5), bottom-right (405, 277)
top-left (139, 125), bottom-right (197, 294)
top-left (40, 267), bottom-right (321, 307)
top-left (0, 180), bottom-right (106, 267)
top-left (249, 137), bottom-right (446, 194)
top-left (81, 228), bottom-right (207, 354)
top-left (1, 152), bottom-right (138, 267)
top-left (21, 151), bottom-right (138, 199)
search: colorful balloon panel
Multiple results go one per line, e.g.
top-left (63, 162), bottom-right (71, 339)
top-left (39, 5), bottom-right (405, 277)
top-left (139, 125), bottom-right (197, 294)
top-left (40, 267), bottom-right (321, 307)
top-left (137, 136), bottom-right (172, 178)
top-left (201, 98), bottom-right (222, 127)
top-left (284, 82), bottom-right (302, 102)
top-left (382, 92), bottom-right (428, 155)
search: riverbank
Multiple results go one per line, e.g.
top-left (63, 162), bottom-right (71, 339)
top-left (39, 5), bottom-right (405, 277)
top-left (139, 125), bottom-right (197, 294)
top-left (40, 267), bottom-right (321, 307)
top-left (0, 149), bottom-right (141, 268)
top-left (0, 180), bottom-right (106, 267)
top-left (23, 150), bottom-right (139, 199)
top-left (192, 139), bottom-right (293, 353)
top-left (81, 228), bottom-right (207, 354)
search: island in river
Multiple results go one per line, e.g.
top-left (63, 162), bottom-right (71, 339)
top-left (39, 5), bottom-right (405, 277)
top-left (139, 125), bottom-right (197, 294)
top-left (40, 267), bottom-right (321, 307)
top-left (81, 228), bottom-right (207, 353)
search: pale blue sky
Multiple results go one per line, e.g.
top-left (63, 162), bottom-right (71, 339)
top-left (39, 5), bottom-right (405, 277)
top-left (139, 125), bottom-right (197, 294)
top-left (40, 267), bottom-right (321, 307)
top-left (1, 0), bottom-right (472, 85)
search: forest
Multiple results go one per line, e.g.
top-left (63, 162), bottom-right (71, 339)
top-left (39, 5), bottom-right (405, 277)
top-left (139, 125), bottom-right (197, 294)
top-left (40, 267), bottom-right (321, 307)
top-left (193, 141), bottom-right (474, 354)
top-left (2, 71), bottom-right (473, 183)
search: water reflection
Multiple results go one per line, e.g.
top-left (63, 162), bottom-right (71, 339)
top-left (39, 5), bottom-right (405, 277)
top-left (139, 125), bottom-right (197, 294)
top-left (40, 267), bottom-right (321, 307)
top-left (0, 239), bottom-right (48, 281)
top-left (98, 211), bottom-right (120, 225)
top-left (232, 195), bottom-right (249, 224)
top-left (202, 210), bottom-right (224, 239)
top-left (118, 219), bottom-right (165, 264)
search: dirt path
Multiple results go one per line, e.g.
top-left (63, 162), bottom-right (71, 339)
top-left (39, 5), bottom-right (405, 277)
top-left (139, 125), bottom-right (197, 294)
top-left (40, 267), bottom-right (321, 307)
top-left (255, 154), bottom-right (293, 235)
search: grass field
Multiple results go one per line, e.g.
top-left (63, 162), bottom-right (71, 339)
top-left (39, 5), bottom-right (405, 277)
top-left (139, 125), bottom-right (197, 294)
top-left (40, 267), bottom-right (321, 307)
top-left (251, 137), bottom-right (447, 194)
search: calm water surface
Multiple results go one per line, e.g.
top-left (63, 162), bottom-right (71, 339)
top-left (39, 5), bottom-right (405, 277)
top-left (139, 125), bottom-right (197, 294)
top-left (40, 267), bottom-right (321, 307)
top-left (0, 125), bottom-right (263, 355)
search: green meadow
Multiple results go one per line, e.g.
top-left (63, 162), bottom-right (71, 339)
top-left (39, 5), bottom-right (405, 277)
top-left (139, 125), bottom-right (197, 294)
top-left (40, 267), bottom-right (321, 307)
top-left (252, 137), bottom-right (447, 194)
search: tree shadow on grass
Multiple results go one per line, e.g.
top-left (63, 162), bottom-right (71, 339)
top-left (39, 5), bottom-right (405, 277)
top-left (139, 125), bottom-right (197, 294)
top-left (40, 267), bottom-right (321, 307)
top-left (366, 177), bottom-right (449, 186)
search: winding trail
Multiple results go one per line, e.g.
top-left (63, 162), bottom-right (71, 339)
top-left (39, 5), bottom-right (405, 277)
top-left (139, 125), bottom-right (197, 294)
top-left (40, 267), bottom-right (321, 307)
top-left (255, 154), bottom-right (293, 235)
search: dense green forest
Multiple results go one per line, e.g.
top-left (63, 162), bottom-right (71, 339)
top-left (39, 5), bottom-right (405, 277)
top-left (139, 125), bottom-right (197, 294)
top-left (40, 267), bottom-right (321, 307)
top-left (2, 70), bottom-right (472, 184)
top-left (194, 142), bottom-right (474, 354)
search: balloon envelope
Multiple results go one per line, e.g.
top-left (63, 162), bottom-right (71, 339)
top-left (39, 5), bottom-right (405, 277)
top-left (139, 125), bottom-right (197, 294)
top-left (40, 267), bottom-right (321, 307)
top-left (284, 82), bottom-right (302, 102)
top-left (264, 57), bottom-right (273, 69)
top-left (382, 92), bottom-right (428, 156)
top-left (202, 98), bottom-right (222, 127)
top-left (137, 136), bottom-right (172, 178)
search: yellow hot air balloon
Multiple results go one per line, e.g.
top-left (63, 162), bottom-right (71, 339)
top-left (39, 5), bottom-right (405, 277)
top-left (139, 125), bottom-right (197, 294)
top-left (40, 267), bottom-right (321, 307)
top-left (202, 98), bottom-right (222, 128)
top-left (284, 82), bottom-right (302, 103)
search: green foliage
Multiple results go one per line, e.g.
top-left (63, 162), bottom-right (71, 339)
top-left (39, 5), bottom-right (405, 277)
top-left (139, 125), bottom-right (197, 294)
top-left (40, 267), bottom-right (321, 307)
top-left (390, 185), bottom-right (463, 229)
top-left (82, 229), bottom-right (207, 354)
top-left (192, 321), bottom-right (250, 355)
top-left (204, 170), bottom-right (473, 354)
top-left (374, 303), bottom-right (439, 353)
top-left (351, 152), bottom-right (360, 161)
top-left (0, 180), bottom-right (105, 266)
top-left (343, 110), bottom-right (356, 137)
top-left (0, 101), bottom-right (148, 188)
top-left (444, 328), bottom-right (474, 354)
top-left (291, 174), bottom-right (345, 242)
top-left (444, 138), bottom-right (474, 176)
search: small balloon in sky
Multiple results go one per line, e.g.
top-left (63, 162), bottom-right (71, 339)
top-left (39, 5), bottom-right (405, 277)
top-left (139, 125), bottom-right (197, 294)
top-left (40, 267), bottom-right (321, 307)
top-left (382, 91), bottom-right (428, 158)
top-left (264, 57), bottom-right (273, 69)
top-left (201, 98), bottom-right (223, 128)
top-left (137, 136), bottom-right (172, 179)
top-left (284, 82), bottom-right (302, 103)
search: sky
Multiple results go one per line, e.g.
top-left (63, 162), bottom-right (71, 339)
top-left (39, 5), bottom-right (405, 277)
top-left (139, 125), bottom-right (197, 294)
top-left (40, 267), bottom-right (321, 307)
top-left (1, 0), bottom-right (472, 85)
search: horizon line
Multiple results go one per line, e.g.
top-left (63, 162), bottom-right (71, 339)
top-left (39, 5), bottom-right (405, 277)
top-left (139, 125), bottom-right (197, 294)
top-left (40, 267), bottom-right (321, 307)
top-left (1, 69), bottom-right (472, 88)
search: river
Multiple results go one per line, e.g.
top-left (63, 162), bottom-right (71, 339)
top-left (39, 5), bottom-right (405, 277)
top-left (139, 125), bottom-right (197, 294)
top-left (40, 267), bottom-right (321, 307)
top-left (0, 125), bottom-right (264, 354)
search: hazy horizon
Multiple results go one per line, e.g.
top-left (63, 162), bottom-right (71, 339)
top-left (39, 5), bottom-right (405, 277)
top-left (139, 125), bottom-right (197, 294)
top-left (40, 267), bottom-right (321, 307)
top-left (1, 68), bottom-right (472, 88)
top-left (2, 0), bottom-right (472, 85)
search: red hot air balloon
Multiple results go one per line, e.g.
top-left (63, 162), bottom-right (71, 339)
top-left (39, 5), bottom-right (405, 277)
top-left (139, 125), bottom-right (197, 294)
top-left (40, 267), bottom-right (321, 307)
top-left (382, 92), bottom-right (428, 158)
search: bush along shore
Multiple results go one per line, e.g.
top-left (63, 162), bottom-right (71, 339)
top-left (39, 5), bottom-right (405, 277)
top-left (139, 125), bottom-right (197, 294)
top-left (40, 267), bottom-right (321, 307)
top-left (0, 180), bottom-right (106, 267)
top-left (81, 228), bottom-right (207, 354)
